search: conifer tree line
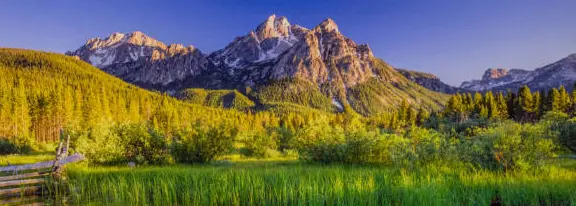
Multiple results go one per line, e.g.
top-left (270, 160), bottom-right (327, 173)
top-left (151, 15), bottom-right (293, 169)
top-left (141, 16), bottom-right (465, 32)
top-left (443, 83), bottom-right (576, 123)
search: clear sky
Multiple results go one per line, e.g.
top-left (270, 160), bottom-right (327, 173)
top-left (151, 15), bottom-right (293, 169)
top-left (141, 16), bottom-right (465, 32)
top-left (1, 0), bottom-right (575, 85)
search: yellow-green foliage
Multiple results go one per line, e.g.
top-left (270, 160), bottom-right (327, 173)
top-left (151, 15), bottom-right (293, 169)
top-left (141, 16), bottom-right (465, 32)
top-left (0, 48), bottom-right (277, 147)
top-left (346, 59), bottom-right (448, 116)
top-left (348, 78), bottom-right (447, 116)
top-left (253, 78), bottom-right (335, 112)
top-left (179, 88), bottom-right (255, 110)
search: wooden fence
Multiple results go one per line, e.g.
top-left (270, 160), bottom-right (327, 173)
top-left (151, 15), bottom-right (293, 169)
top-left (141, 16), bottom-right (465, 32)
top-left (0, 134), bottom-right (85, 204)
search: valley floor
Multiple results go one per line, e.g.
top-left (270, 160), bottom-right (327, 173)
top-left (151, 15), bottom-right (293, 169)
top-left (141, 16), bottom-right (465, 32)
top-left (3, 156), bottom-right (575, 206)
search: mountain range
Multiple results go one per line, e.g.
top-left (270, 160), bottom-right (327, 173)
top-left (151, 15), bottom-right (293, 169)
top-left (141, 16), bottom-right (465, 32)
top-left (66, 14), bottom-right (576, 115)
top-left (461, 54), bottom-right (576, 92)
top-left (67, 15), bottom-right (448, 115)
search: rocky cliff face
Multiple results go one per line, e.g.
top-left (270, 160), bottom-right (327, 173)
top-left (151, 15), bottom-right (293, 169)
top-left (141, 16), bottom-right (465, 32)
top-left (271, 18), bottom-right (376, 87)
top-left (66, 31), bottom-right (208, 87)
top-left (397, 69), bottom-right (461, 94)
top-left (460, 54), bottom-right (576, 92)
top-left (460, 68), bottom-right (531, 91)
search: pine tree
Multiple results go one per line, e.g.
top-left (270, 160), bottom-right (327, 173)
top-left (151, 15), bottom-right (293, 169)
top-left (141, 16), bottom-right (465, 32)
top-left (516, 86), bottom-right (534, 122)
top-left (506, 91), bottom-right (516, 120)
top-left (532, 91), bottom-right (541, 118)
top-left (539, 89), bottom-right (547, 116)
top-left (444, 94), bottom-right (463, 122)
top-left (484, 92), bottom-right (499, 119)
top-left (473, 92), bottom-right (483, 115)
top-left (548, 88), bottom-right (561, 112)
top-left (416, 108), bottom-right (429, 126)
top-left (572, 84), bottom-right (576, 116)
top-left (406, 107), bottom-right (417, 126)
top-left (559, 86), bottom-right (571, 113)
top-left (12, 78), bottom-right (30, 140)
top-left (399, 100), bottom-right (410, 122)
top-left (496, 92), bottom-right (508, 119)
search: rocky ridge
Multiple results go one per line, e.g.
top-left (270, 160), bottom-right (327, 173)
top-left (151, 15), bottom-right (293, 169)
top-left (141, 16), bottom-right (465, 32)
top-left (460, 54), bottom-right (576, 92)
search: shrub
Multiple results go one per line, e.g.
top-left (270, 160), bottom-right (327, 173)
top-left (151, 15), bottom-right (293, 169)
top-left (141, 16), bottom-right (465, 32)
top-left (73, 123), bottom-right (172, 165)
top-left (115, 124), bottom-right (172, 165)
top-left (0, 138), bottom-right (19, 154)
top-left (241, 132), bottom-right (278, 157)
top-left (543, 112), bottom-right (576, 152)
top-left (295, 119), bottom-right (410, 165)
top-left (276, 127), bottom-right (296, 152)
top-left (294, 119), bottom-right (346, 163)
top-left (459, 122), bottom-right (557, 171)
top-left (171, 125), bottom-right (237, 163)
top-left (400, 127), bottom-right (450, 166)
top-left (72, 125), bottom-right (125, 165)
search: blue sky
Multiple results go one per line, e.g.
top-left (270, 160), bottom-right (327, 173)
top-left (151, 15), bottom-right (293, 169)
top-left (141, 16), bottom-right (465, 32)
top-left (1, 0), bottom-right (575, 85)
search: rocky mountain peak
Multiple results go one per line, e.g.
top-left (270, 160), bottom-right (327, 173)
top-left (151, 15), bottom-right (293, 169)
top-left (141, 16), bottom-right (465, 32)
top-left (482, 68), bottom-right (509, 80)
top-left (208, 15), bottom-right (303, 69)
top-left (67, 32), bottom-right (208, 87)
top-left (126, 31), bottom-right (167, 49)
top-left (315, 18), bottom-right (339, 34)
top-left (254, 14), bottom-right (292, 41)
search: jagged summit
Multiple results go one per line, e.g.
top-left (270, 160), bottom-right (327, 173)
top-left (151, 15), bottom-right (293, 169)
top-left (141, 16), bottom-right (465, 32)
top-left (208, 15), bottom-right (304, 69)
top-left (315, 18), bottom-right (339, 33)
top-left (67, 31), bottom-right (207, 86)
top-left (254, 14), bottom-right (293, 41)
top-left (482, 68), bottom-right (511, 80)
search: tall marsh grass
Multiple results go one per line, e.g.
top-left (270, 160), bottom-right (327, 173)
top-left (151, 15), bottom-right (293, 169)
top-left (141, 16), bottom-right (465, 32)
top-left (66, 162), bottom-right (576, 205)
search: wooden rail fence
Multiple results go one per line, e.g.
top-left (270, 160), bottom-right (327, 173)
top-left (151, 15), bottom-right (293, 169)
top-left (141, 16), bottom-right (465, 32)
top-left (0, 132), bottom-right (85, 203)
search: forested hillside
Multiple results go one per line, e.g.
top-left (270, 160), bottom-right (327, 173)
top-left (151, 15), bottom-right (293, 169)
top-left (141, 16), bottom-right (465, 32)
top-left (0, 48), bottom-right (280, 146)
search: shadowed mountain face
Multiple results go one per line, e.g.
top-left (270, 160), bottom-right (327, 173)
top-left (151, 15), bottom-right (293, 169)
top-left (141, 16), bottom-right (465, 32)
top-left (396, 69), bottom-right (461, 94)
top-left (68, 15), bottom-right (448, 115)
top-left (461, 54), bottom-right (576, 92)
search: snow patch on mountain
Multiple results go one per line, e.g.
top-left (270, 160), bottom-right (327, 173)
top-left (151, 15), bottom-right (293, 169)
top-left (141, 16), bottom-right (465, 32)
top-left (332, 98), bottom-right (344, 111)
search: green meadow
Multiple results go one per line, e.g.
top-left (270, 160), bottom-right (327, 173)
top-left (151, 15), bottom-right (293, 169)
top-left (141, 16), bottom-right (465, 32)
top-left (64, 160), bottom-right (575, 205)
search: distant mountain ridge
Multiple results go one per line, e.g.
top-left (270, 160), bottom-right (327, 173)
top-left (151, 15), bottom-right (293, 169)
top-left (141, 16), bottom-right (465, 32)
top-left (460, 54), bottom-right (576, 92)
top-left (396, 69), bottom-right (461, 94)
top-left (67, 15), bottom-right (449, 115)
top-left (66, 31), bottom-right (208, 87)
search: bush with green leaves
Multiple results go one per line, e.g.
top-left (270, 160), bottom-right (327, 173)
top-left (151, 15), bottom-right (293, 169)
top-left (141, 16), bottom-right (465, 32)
top-left (115, 124), bottom-right (172, 165)
top-left (0, 137), bottom-right (34, 155)
top-left (395, 127), bottom-right (451, 167)
top-left (294, 119), bottom-right (346, 163)
top-left (542, 112), bottom-right (576, 152)
top-left (72, 125), bottom-right (125, 165)
top-left (171, 125), bottom-right (237, 163)
top-left (551, 118), bottom-right (576, 152)
top-left (295, 117), bottom-right (452, 166)
top-left (73, 123), bottom-right (172, 165)
top-left (458, 121), bottom-right (557, 171)
top-left (241, 131), bottom-right (278, 157)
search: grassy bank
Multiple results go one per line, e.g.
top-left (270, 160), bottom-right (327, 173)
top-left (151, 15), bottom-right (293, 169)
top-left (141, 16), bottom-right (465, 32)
top-left (65, 161), bottom-right (576, 206)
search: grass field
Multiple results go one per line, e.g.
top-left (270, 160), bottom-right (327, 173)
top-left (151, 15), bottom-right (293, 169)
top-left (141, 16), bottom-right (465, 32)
top-left (2, 155), bottom-right (575, 205)
top-left (62, 160), bottom-right (576, 206)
